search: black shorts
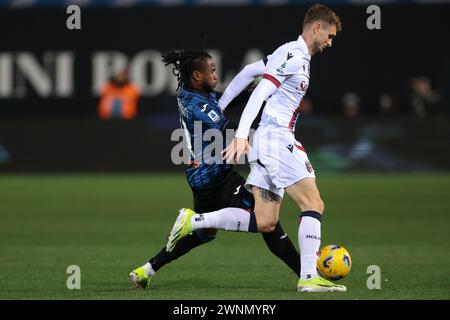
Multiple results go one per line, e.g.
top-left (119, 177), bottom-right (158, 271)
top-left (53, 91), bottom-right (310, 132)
top-left (191, 169), bottom-right (255, 213)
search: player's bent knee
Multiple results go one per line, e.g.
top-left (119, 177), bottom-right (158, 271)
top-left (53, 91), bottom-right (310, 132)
top-left (258, 224), bottom-right (276, 233)
top-left (256, 219), bottom-right (277, 233)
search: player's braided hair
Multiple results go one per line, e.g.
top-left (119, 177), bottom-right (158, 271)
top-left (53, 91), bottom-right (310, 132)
top-left (161, 49), bottom-right (212, 91)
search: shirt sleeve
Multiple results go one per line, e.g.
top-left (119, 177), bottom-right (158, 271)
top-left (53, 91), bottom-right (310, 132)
top-left (218, 59), bottom-right (267, 111)
top-left (263, 48), bottom-right (303, 87)
top-left (234, 78), bottom-right (278, 139)
top-left (192, 103), bottom-right (228, 130)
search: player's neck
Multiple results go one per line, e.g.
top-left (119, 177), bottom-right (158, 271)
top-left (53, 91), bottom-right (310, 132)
top-left (185, 84), bottom-right (210, 97)
top-left (187, 82), bottom-right (205, 93)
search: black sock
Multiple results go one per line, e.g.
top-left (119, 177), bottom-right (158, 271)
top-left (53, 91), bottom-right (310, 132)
top-left (248, 210), bottom-right (258, 233)
top-left (149, 231), bottom-right (211, 272)
top-left (262, 222), bottom-right (300, 277)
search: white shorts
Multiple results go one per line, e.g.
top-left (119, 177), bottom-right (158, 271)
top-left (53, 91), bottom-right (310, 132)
top-left (245, 125), bottom-right (315, 198)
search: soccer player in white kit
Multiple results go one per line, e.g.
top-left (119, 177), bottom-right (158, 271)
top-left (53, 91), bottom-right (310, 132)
top-left (166, 4), bottom-right (345, 292)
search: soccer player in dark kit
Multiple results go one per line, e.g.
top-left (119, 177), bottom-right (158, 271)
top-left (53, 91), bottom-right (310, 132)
top-left (129, 49), bottom-right (300, 289)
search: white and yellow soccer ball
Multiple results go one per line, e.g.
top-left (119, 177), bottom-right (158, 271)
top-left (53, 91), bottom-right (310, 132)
top-left (317, 245), bottom-right (352, 280)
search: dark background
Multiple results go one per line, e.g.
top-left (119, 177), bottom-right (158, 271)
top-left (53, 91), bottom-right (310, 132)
top-left (1, 5), bottom-right (449, 115)
top-left (0, 4), bottom-right (449, 171)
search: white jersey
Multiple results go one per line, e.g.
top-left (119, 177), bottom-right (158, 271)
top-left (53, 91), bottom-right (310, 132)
top-left (260, 36), bottom-right (311, 133)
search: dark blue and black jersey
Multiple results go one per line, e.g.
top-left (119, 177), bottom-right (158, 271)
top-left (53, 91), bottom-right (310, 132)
top-left (177, 87), bottom-right (232, 189)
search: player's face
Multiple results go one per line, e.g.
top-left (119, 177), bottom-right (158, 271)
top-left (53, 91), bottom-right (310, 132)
top-left (312, 23), bottom-right (337, 55)
top-left (200, 58), bottom-right (218, 92)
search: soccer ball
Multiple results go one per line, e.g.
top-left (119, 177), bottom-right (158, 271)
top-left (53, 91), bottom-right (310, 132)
top-left (317, 244), bottom-right (352, 280)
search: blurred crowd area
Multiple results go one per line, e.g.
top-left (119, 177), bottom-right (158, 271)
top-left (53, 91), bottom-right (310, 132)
top-left (98, 69), bottom-right (446, 121)
top-left (308, 76), bottom-right (444, 120)
top-left (0, 1), bottom-right (449, 120)
top-left (0, 1), bottom-right (449, 173)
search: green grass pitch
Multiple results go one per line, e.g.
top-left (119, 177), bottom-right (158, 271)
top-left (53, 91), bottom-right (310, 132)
top-left (0, 173), bottom-right (449, 300)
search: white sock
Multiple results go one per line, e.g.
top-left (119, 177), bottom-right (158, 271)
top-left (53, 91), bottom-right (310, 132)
top-left (142, 262), bottom-right (155, 277)
top-left (298, 215), bottom-right (321, 280)
top-left (191, 208), bottom-right (254, 232)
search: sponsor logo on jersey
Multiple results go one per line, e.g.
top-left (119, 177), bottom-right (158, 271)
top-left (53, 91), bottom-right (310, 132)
top-left (200, 104), bottom-right (208, 112)
top-left (287, 52), bottom-right (294, 60)
top-left (286, 144), bottom-right (294, 153)
top-left (306, 234), bottom-right (321, 240)
top-left (207, 110), bottom-right (220, 123)
top-left (305, 160), bottom-right (314, 173)
top-left (276, 62), bottom-right (287, 74)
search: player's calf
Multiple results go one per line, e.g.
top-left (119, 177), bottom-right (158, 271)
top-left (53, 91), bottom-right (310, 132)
top-left (252, 186), bottom-right (282, 233)
top-left (286, 177), bottom-right (325, 214)
top-left (298, 197), bottom-right (324, 215)
top-left (196, 228), bottom-right (218, 242)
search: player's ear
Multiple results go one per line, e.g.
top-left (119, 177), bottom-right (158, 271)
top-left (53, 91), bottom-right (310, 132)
top-left (192, 70), bottom-right (201, 82)
top-left (313, 22), bottom-right (321, 35)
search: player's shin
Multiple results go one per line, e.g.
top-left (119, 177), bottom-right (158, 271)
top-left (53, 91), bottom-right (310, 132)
top-left (298, 211), bottom-right (322, 280)
top-left (149, 231), bottom-right (210, 272)
top-left (191, 208), bottom-right (258, 233)
top-left (262, 222), bottom-right (300, 277)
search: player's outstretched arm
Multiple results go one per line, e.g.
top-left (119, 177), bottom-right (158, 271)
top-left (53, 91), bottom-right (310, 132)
top-left (235, 78), bottom-right (277, 139)
top-left (222, 78), bottom-right (278, 164)
top-left (218, 59), bottom-right (266, 112)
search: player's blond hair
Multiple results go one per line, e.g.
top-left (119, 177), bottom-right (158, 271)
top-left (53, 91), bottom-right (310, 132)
top-left (303, 4), bottom-right (342, 32)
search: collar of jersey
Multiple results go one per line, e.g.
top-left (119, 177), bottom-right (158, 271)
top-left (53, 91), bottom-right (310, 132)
top-left (182, 86), bottom-right (215, 99)
top-left (297, 35), bottom-right (311, 60)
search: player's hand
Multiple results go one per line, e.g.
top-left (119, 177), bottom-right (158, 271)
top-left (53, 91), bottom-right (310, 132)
top-left (222, 137), bottom-right (249, 164)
